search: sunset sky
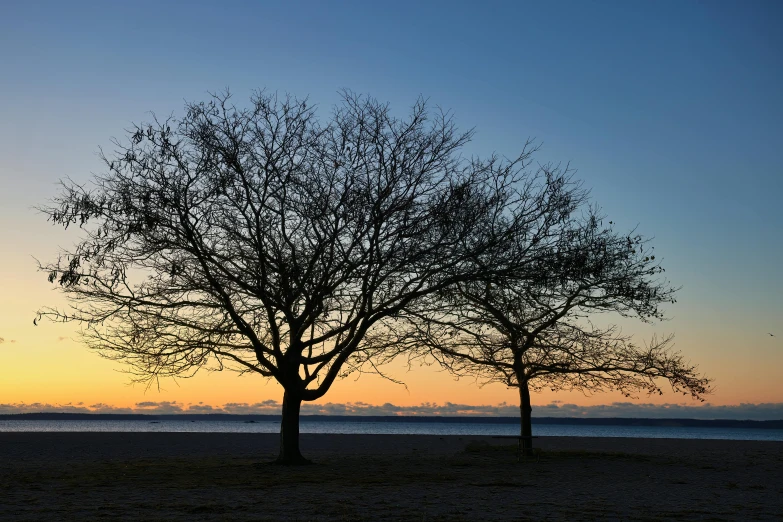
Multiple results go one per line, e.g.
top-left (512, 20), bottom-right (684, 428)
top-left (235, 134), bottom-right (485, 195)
top-left (1, 1), bottom-right (781, 418)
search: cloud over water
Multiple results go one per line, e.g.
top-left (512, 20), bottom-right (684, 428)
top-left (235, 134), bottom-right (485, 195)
top-left (2, 401), bottom-right (783, 420)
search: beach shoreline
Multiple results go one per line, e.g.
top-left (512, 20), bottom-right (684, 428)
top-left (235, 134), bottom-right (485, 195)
top-left (2, 433), bottom-right (781, 520)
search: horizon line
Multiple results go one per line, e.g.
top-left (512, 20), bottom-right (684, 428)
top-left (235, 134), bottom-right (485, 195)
top-left (4, 400), bottom-right (783, 421)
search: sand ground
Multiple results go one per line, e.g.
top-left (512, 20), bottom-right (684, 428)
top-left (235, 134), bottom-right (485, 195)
top-left (1, 432), bottom-right (781, 521)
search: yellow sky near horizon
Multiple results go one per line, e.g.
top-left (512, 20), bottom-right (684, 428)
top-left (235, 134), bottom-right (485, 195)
top-left (1, 202), bottom-right (782, 413)
top-left (2, 298), bottom-right (781, 412)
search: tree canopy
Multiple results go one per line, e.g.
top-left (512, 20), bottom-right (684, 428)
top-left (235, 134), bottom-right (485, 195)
top-left (38, 90), bottom-right (580, 462)
top-left (394, 207), bottom-right (711, 453)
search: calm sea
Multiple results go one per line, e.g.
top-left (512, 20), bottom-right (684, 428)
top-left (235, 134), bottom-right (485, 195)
top-left (1, 419), bottom-right (782, 441)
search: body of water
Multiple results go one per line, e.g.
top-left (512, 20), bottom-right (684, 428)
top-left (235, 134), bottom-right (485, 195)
top-left (1, 419), bottom-right (782, 441)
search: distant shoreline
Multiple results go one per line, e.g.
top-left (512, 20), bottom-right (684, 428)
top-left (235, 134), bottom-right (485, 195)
top-left (2, 412), bottom-right (782, 429)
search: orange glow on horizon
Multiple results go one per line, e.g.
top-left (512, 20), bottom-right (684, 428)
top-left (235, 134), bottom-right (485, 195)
top-left (2, 330), bottom-right (780, 413)
top-left (1, 252), bottom-right (781, 415)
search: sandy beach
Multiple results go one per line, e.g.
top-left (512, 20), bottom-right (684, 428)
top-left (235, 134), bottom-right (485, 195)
top-left (1, 432), bottom-right (781, 520)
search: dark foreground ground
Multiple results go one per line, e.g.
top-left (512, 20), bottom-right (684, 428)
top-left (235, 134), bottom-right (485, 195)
top-left (1, 433), bottom-right (781, 521)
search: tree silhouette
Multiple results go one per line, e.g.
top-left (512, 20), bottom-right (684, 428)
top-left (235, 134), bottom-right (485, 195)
top-left (395, 208), bottom-right (712, 455)
top-left (37, 90), bottom-right (577, 463)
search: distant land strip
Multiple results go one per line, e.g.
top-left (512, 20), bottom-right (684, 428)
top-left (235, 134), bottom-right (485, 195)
top-left (1, 413), bottom-right (782, 429)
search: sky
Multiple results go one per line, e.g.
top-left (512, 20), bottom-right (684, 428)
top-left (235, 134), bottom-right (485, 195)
top-left (1, 0), bottom-right (781, 418)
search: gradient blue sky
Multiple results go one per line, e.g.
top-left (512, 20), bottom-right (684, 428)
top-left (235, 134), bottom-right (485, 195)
top-left (1, 1), bottom-right (781, 414)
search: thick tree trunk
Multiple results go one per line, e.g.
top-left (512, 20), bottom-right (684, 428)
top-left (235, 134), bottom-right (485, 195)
top-left (277, 391), bottom-right (310, 464)
top-left (518, 378), bottom-right (534, 456)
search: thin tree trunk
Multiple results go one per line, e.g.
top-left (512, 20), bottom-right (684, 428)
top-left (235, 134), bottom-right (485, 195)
top-left (518, 378), bottom-right (534, 456)
top-left (277, 390), bottom-right (309, 464)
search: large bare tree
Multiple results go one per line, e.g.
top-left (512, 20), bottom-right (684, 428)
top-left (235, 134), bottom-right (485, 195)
top-left (396, 209), bottom-right (712, 454)
top-left (37, 90), bottom-right (577, 463)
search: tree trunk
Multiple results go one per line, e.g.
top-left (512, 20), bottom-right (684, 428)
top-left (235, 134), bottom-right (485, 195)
top-left (277, 391), bottom-right (310, 464)
top-left (518, 378), bottom-right (534, 456)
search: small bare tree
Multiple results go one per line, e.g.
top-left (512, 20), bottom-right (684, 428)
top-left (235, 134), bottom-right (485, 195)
top-left (37, 90), bottom-right (577, 463)
top-left (398, 208), bottom-right (712, 455)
